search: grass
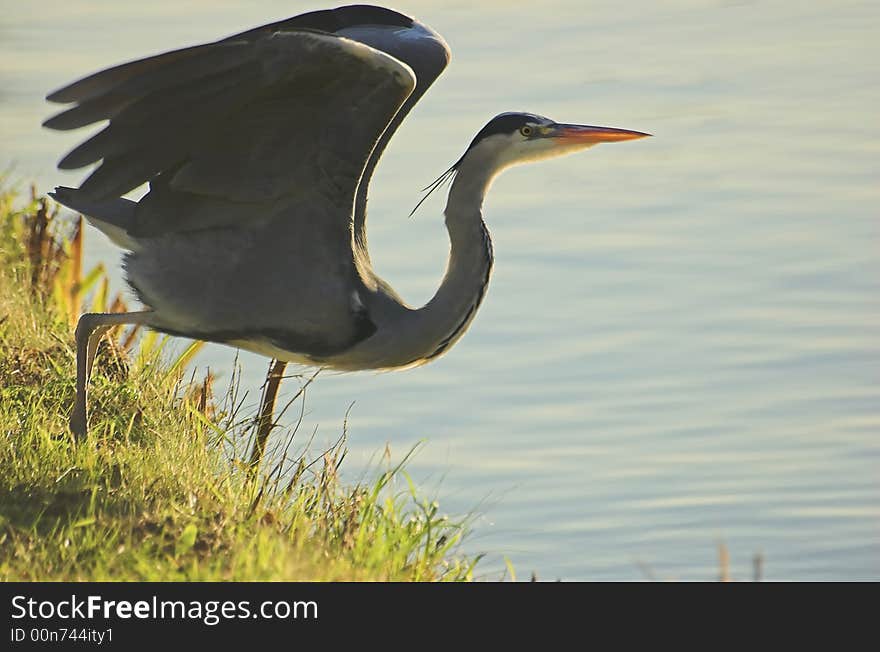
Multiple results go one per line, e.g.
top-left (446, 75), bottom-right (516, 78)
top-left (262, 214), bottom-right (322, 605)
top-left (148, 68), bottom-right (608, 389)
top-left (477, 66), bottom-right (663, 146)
top-left (0, 183), bottom-right (479, 581)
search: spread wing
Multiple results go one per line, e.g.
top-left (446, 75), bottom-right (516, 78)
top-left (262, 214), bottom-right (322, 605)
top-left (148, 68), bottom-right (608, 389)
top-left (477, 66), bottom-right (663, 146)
top-left (45, 28), bottom-right (414, 231)
top-left (45, 5), bottom-right (450, 238)
top-left (44, 6), bottom-right (450, 358)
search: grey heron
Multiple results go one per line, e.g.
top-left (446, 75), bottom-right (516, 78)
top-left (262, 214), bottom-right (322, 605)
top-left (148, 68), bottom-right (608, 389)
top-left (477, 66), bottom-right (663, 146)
top-left (44, 4), bottom-right (650, 437)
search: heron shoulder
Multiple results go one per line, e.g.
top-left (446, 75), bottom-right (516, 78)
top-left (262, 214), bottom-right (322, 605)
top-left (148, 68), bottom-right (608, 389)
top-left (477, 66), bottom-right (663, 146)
top-left (257, 30), bottom-right (416, 96)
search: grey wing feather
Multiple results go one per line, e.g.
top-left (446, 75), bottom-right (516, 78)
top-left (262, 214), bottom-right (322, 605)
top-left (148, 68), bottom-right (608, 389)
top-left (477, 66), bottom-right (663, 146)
top-left (49, 186), bottom-right (136, 223)
top-left (49, 186), bottom-right (139, 250)
top-left (334, 23), bottom-right (450, 258)
top-left (44, 43), bottom-right (254, 130)
top-left (46, 43), bottom-right (238, 104)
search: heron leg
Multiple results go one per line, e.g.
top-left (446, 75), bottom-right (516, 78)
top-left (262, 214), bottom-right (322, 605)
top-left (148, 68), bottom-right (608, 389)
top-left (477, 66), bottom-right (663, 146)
top-left (250, 359), bottom-right (288, 468)
top-left (71, 311), bottom-right (152, 439)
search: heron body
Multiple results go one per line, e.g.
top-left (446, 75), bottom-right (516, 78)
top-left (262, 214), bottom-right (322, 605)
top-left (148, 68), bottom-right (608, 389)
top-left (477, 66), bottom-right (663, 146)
top-left (45, 4), bottom-right (649, 436)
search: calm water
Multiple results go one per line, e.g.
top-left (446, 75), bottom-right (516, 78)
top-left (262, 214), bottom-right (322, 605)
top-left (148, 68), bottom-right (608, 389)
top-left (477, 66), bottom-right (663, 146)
top-left (2, 0), bottom-right (877, 580)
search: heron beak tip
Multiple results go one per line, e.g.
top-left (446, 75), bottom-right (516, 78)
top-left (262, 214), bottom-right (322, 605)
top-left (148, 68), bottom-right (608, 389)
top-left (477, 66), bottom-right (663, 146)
top-left (555, 124), bottom-right (652, 144)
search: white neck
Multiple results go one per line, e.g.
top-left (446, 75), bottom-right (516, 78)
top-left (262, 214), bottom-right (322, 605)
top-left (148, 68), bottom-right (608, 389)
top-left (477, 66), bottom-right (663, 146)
top-left (337, 126), bottom-right (604, 370)
top-left (346, 144), bottom-right (502, 370)
top-left (410, 150), bottom-right (498, 361)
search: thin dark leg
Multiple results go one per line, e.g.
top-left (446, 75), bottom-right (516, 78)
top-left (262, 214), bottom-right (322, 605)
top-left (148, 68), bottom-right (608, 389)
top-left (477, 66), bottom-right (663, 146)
top-left (250, 359), bottom-right (288, 467)
top-left (71, 311), bottom-right (151, 439)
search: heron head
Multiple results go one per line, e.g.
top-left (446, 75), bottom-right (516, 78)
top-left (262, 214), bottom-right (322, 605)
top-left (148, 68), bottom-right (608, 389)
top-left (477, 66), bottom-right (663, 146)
top-left (464, 112), bottom-right (650, 170)
top-left (412, 112), bottom-right (650, 216)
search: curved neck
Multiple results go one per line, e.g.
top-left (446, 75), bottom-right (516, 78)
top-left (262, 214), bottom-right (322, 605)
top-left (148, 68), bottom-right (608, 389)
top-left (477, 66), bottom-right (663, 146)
top-left (406, 152), bottom-right (498, 363)
top-left (347, 147), bottom-right (502, 370)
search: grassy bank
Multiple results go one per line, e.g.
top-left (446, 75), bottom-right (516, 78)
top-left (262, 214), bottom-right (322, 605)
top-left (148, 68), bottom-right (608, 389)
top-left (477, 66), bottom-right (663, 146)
top-left (0, 185), bottom-right (478, 581)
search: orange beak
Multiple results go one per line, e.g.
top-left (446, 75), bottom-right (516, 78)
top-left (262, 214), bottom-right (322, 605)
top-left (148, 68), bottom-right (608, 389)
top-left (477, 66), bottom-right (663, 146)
top-left (552, 124), bottom-right (652, 143)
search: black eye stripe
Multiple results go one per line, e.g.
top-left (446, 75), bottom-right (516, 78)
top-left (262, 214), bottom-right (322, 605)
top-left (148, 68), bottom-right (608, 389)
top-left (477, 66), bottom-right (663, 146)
top-left (466, 112), bottom-right (545, 150)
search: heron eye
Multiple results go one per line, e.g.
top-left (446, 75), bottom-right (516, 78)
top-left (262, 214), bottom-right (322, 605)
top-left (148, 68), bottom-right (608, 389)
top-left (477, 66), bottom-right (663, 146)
top-left (520, 125), bottom-right (533, 137)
